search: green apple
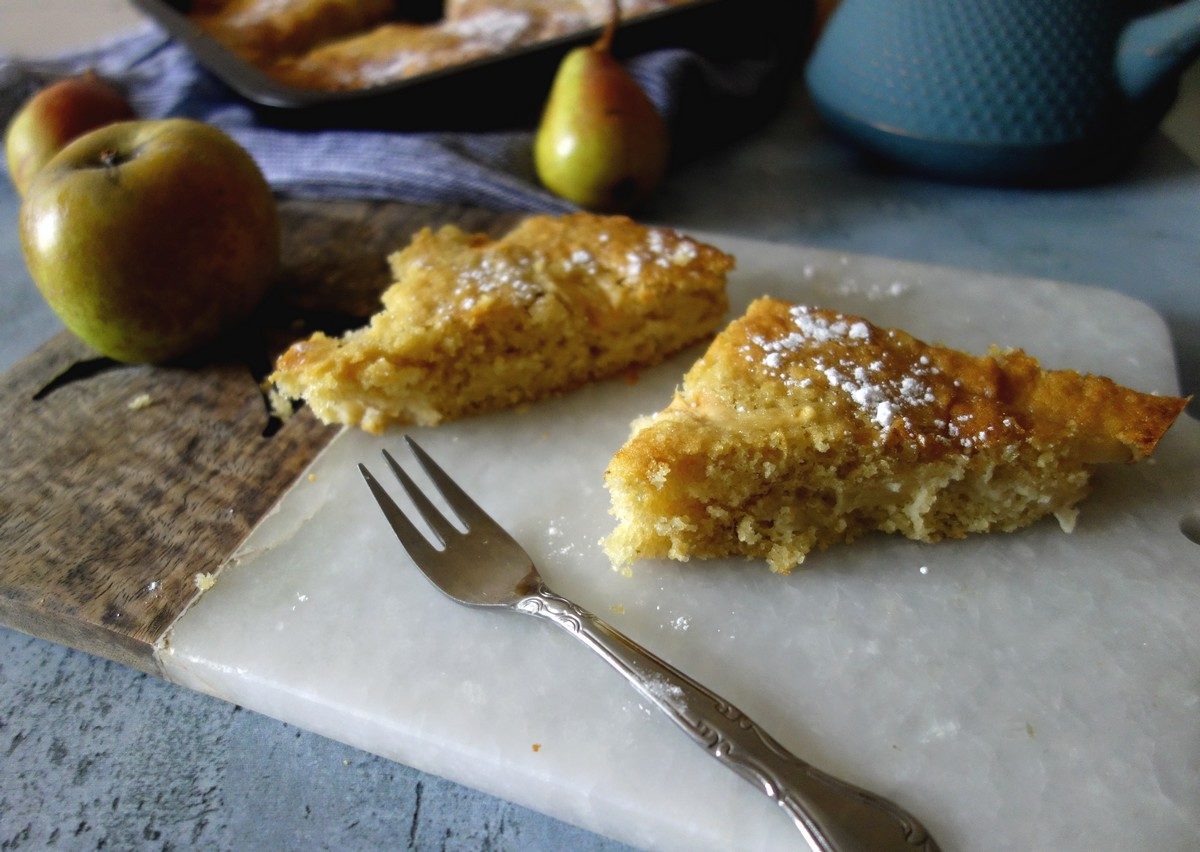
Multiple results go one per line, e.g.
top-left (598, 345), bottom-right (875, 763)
top-left (5, 72), bottom-right (136, 197)
top-left (19, 118), bottom-right (280, 363)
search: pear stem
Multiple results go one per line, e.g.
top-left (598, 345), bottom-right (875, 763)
top-left (596, 0), bottom-right (621, 53)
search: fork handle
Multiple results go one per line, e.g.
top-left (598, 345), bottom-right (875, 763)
top-left (517, 582), bottom-right (939, 852)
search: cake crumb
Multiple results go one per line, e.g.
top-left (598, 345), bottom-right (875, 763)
top-left (127, 393), bottom-right (153, 410)
top-left (267, 387), bottom-right (296, 422)
top-left (531, 743), bottom-right (542, 753)
top-left (1055, 507), bottom-right (1079, 533)
top-left (193, 572), bottom-right (217, 592)
top-left (307, 473), bottom-right (318, 483)
top-left (609, 604), bottom-right (625, 615)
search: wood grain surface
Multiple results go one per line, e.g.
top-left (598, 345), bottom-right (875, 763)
top-left (0, 199), bottom-right (518, 674)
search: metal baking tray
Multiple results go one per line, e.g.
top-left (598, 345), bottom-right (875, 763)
top-left (130, 0), bottom-right (810, 130)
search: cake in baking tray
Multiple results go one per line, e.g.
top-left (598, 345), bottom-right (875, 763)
top-left (192, 0), bottom-right (697, 91)
top-left (603, 298), bottom-right (1188, 573)
top-left (269, 213), bottom-right (733, 433)
top-left (268, 20), bottom-right (515, 90)
top-left (192, 0), bottom-right (395, 65)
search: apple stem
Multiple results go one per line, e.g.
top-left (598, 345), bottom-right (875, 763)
top-left (596, 0), bottom-right (621, 53)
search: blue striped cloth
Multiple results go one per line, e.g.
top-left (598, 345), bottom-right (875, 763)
top-left (0, 24), bottom-right (784, 212)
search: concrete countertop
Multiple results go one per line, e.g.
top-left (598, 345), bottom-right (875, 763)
top-left (2, 3), bottom-right (1198, 850)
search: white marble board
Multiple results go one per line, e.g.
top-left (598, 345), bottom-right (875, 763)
top-left (158, 234), bottom-right (1200, 851)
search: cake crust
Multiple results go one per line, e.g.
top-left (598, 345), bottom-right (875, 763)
top-left (604, 298), bottom-right (1188, 573)
top-left (269, 213), bottom-right (733, 433)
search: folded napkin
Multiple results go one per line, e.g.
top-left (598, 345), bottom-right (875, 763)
top-left (0, 23), bottom-right (789, 212)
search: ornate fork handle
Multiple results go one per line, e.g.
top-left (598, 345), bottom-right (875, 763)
top-left (518, 581), bottom-right (939, 852)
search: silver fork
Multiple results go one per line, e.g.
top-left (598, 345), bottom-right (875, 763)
top-left (359, 437), bottom-right (940, 852)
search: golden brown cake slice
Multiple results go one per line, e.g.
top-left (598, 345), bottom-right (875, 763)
top-left (269, 214), bottom-right (733, 433)
top-left (604, 298), bottom-right (1188, 573)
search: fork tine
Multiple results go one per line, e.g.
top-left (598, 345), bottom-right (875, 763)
top-left (403, 436), bottom-right (492, 530)
top-left (358, 464), bottom-right (439, 562)
top-left (380, 449), bottom-right (460, 545)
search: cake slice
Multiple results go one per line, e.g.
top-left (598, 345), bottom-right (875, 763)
top-left (604, 298), bottom-right (1188, 573)
top-left (269, 214), bottom-right (732, 433)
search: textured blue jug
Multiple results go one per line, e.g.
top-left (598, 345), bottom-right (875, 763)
top-left (805, 0), bottom-right (1200, 183)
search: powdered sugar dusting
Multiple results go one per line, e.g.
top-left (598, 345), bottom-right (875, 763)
top-left (446, 251), bottom-right (541, 315)
top-left (743, 305), bottom-right (948, 440)
top-left (443, 9), bottom-right (535, 49)
top-left (622, 228), bottom-right (699, 279)
top-left (816, 277), bottom-right (912, 301)
top-left (444, 222), bottom-right (701, 314)
top-left (643, 675), bottom-right (685, 704)
top-left (671, 240), bottom-right (698, 265)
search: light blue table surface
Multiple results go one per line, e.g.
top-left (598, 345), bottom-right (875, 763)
top-left (1, 76), bottom-right (1197, 851)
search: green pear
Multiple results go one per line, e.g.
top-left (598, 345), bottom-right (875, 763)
top-left (534, 2), bottom-right (669, 211)
top-left (19, 119), bottom-right (279, 363)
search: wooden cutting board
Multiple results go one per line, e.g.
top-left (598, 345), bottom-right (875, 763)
top-left (0, 199), bottom-right (518, 673)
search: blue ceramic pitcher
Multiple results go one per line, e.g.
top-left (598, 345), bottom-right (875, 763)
top-left (806, 0), bottom-right (1200, 183)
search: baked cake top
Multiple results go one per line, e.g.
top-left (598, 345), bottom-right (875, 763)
top-left (662, 297), bottom-right (1187, 464)
top-left (299, 213), bottom-right (727, 349)
top-left (273, 212), bottom-right (733, 389)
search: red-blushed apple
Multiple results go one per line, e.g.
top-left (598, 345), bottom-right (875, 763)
top-left (4, 71), bottom-right (135, 197)
top-left (19, 118), bottom-right (280, 363)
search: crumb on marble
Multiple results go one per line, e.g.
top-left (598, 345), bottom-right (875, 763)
top-left (531, 743), bottom-right (541, 753)
top-left (307, 473), bottom-right (317, 482)
top-left (127, 393), bottom-right (153, 410)
top-left (193, 572), bottom-right (217, 592)
top-left (610, 604), bottom-right (625, 615)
